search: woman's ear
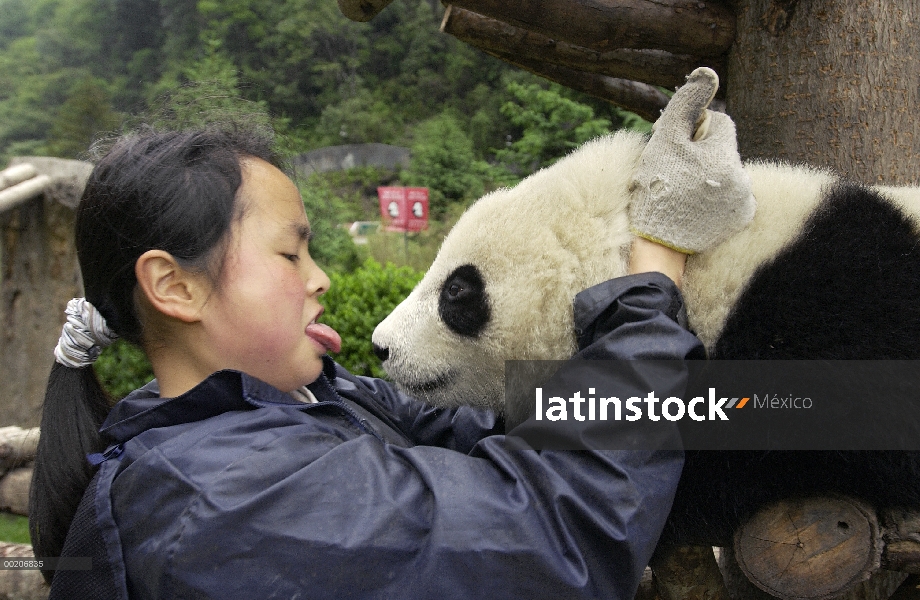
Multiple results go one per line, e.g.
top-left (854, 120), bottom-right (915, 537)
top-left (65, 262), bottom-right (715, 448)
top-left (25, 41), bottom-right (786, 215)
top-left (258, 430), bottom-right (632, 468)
top-left (135, 250), bottom-right (210, 323)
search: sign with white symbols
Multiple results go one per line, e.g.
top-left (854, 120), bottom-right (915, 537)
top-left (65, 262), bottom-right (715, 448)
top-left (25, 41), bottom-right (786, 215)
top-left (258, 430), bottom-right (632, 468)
top-left (377, 187), bottom-right (429, 232)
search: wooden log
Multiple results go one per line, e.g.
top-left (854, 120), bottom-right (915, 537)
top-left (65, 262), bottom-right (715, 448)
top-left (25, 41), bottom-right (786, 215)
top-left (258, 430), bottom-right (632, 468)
top-left (0, 176), bottom-right (50, 215)
top-left (649, 545), bottom-right (731, 600)
top-left (441, 5), bottom-right (725, 91)
top-left (882, 508), bottom-right (920, 574)
top-left (446, 0), bottom-right (736, 58)
top-left (734, 496), bottom-right (882, 600)
top-left (0, 165), bottom-right (37, 193)
top-left (0, 543), bottom-right (49, 600)
top-left (0, 428), bottom-right (39, 473)
top-left (466, 40), bottom-right (669, 121)
top-left (0, 469), bottom-right (32, 516)
top-left (336, 0), bottom-right (395, 21)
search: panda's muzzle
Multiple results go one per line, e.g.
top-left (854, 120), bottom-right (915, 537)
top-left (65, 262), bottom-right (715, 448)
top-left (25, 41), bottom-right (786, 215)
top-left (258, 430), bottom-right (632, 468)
top-left (402, 371), bottom-right (454, 394)
top-left (438, 264), bottom-right (490, 337)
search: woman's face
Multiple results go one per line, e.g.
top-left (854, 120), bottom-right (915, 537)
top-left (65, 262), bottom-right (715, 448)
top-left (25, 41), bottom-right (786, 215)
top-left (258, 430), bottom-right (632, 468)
top-left (196, 158), bottom-right (340, 392)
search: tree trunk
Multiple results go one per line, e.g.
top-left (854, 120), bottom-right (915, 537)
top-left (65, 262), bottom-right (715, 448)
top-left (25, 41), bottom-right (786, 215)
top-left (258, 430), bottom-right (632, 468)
top-left (726, 0), bottom-right (920, 185)
top-left (446, 0), bottom-right (736, 57)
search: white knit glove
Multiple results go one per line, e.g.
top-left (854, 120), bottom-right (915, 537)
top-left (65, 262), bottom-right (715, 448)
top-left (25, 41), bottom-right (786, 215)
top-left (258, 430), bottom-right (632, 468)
top-left (629, 67), bottom-right (755, 254)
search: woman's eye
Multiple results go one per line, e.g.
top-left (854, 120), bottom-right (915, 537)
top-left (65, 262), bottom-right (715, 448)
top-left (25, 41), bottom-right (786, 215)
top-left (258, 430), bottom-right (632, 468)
top-left (283, 253), bottom-right (299, 263)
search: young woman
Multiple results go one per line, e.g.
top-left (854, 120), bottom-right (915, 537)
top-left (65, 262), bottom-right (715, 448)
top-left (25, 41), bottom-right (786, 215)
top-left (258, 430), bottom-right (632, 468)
top-left (32, 69), bottom-right (752, 599)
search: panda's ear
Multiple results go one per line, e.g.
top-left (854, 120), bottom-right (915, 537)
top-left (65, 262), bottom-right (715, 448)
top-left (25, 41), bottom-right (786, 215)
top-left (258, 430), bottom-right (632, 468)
top-left (439, 264), bottom-right (490, 337)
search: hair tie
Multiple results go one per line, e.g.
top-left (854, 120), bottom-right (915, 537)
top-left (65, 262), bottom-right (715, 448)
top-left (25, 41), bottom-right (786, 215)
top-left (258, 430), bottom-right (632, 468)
top-left (53, 298), bottom-right (119, 368)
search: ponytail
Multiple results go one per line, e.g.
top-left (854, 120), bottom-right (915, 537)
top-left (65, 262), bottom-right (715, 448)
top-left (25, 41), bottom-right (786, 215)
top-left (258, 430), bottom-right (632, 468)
top-left (30, 363), bottom-right (112, 580)
top-left (29, 127), bottom-right (278, 583)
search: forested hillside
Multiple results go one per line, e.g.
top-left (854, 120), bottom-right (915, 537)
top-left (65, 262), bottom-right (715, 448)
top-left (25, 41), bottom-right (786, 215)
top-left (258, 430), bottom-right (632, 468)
top-left (0, 0), bottom-right (646, 175)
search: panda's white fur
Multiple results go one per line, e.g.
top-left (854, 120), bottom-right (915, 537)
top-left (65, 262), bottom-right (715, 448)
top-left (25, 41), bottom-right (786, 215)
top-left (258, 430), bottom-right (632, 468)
top-left (373, 130), bottom-right (920, 411)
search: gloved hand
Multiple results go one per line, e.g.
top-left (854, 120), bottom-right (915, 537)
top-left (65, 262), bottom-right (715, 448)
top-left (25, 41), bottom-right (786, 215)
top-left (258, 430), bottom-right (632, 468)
top-left (629, 67), bottom-right (755, 254)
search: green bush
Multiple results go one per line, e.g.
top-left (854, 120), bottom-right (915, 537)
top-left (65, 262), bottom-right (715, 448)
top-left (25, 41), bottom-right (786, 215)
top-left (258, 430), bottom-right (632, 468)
top-left (322, 259), bottom-right (423, 378)
top-left (94, 340), bottom-right (154, 400)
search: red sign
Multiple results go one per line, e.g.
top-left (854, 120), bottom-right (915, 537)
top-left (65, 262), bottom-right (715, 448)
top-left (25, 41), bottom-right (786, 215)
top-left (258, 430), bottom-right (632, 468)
top-left (377, 187), bottom-right (429, 232)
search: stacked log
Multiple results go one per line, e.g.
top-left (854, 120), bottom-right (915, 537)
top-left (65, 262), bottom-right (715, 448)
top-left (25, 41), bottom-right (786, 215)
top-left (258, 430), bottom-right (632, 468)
top-left (340, 0), bottom-right (734, 119)
top-left (0, 543), bottom-right (48, 600)
top-left (0, 427), bottom-right (46, 599)
top-left (440, 6), bottom-right (672, 122)
top-left (0, 427), bottom-right (38, 517)
top-left (0, 165), bottom-right (50, 215)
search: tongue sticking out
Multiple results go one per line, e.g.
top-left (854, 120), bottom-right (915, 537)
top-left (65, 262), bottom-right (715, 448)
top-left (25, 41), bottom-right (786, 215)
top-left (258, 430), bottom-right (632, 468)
top-left (306, 322), bottom-right (342, 354)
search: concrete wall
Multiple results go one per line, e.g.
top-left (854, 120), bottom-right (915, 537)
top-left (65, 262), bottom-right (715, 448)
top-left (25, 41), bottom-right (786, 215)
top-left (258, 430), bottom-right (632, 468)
top-left (291, 143), bottom-right (410, 178)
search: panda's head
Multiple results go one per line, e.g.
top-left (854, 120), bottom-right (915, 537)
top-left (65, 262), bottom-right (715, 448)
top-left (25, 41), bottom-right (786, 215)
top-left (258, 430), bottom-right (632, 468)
top-left (372, 131), bottom-right (647, 412)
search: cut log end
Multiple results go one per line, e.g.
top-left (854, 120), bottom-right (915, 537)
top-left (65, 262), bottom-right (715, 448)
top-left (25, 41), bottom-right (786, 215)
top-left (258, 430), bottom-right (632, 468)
top-left (735, 496), bottom-right (881, 600)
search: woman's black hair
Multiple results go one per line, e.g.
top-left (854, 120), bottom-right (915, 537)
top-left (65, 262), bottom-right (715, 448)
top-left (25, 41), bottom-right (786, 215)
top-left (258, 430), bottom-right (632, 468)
top-left (30, 127), bottom-right (280, 580)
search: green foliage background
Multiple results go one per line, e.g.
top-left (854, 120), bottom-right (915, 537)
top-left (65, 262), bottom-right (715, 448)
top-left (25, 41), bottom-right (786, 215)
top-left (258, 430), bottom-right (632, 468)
top-left (0, 0), bottom-right (649, 164)
top-left (321, 260), bottom-right (424, 379)
top-left (2, 0), bottom-right (652, 397)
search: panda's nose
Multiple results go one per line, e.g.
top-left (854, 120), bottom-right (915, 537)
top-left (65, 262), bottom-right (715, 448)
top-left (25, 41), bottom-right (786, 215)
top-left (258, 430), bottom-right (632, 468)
top-left (373, 344), bottom-right (390, 362)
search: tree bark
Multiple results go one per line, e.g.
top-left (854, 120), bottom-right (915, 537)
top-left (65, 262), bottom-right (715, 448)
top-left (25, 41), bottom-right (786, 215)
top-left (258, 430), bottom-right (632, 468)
top-left (337, 0), bottom-right (395, 22)
top-left (726, 0), bottom-right (920, 185)
top-left (0, 158), bottom-right (91, 428)
top-left (441, 5), bottom-right (725, 91)
top-left (446, 0), bottom-right (736, 58)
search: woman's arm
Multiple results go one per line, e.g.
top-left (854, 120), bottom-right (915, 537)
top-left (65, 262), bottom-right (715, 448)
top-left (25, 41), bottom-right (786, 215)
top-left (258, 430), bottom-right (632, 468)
top-left (628, 237), bottom-right (687, 287)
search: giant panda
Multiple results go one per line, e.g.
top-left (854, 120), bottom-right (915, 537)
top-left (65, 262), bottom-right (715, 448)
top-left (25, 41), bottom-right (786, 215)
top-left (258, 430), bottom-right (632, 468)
top-left (371, 129), bottom-right (920, 544)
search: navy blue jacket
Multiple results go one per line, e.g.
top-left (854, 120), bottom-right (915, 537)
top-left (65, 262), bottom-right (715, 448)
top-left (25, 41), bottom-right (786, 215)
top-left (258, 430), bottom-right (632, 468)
top-left (50, 273), bottom-right (704, 599)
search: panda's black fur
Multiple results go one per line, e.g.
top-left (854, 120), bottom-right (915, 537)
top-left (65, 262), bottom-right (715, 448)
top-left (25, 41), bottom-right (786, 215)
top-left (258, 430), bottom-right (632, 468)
top-left (665, 181), bottom-right (920, 545)
top-left (438, 265), bottom-right (490, 338)
top-left (713, 181), bottom-right (920, 361)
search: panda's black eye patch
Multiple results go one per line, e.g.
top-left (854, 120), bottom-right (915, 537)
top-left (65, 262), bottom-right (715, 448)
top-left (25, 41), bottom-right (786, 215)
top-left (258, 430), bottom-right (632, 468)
top-left (439, 264), bottom-right (490, 337)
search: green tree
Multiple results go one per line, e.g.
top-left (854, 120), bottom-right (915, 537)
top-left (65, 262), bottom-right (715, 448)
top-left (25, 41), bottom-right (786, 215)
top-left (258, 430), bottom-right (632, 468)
top-left (314, 89), bottom-right (405, 147)
top-left (141, 37), bottom-right (273, 132)
top-left (46, 76), bottom-right (120, 158)
top-left (494, 81), bottom-right (611, 175)
top-left (404, 112), bottom-right (487, 217)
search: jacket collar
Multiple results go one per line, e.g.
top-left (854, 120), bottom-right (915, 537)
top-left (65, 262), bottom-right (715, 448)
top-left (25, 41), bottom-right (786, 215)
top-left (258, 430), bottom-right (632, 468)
top-left (100, 356), bottom-right (342, 444)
